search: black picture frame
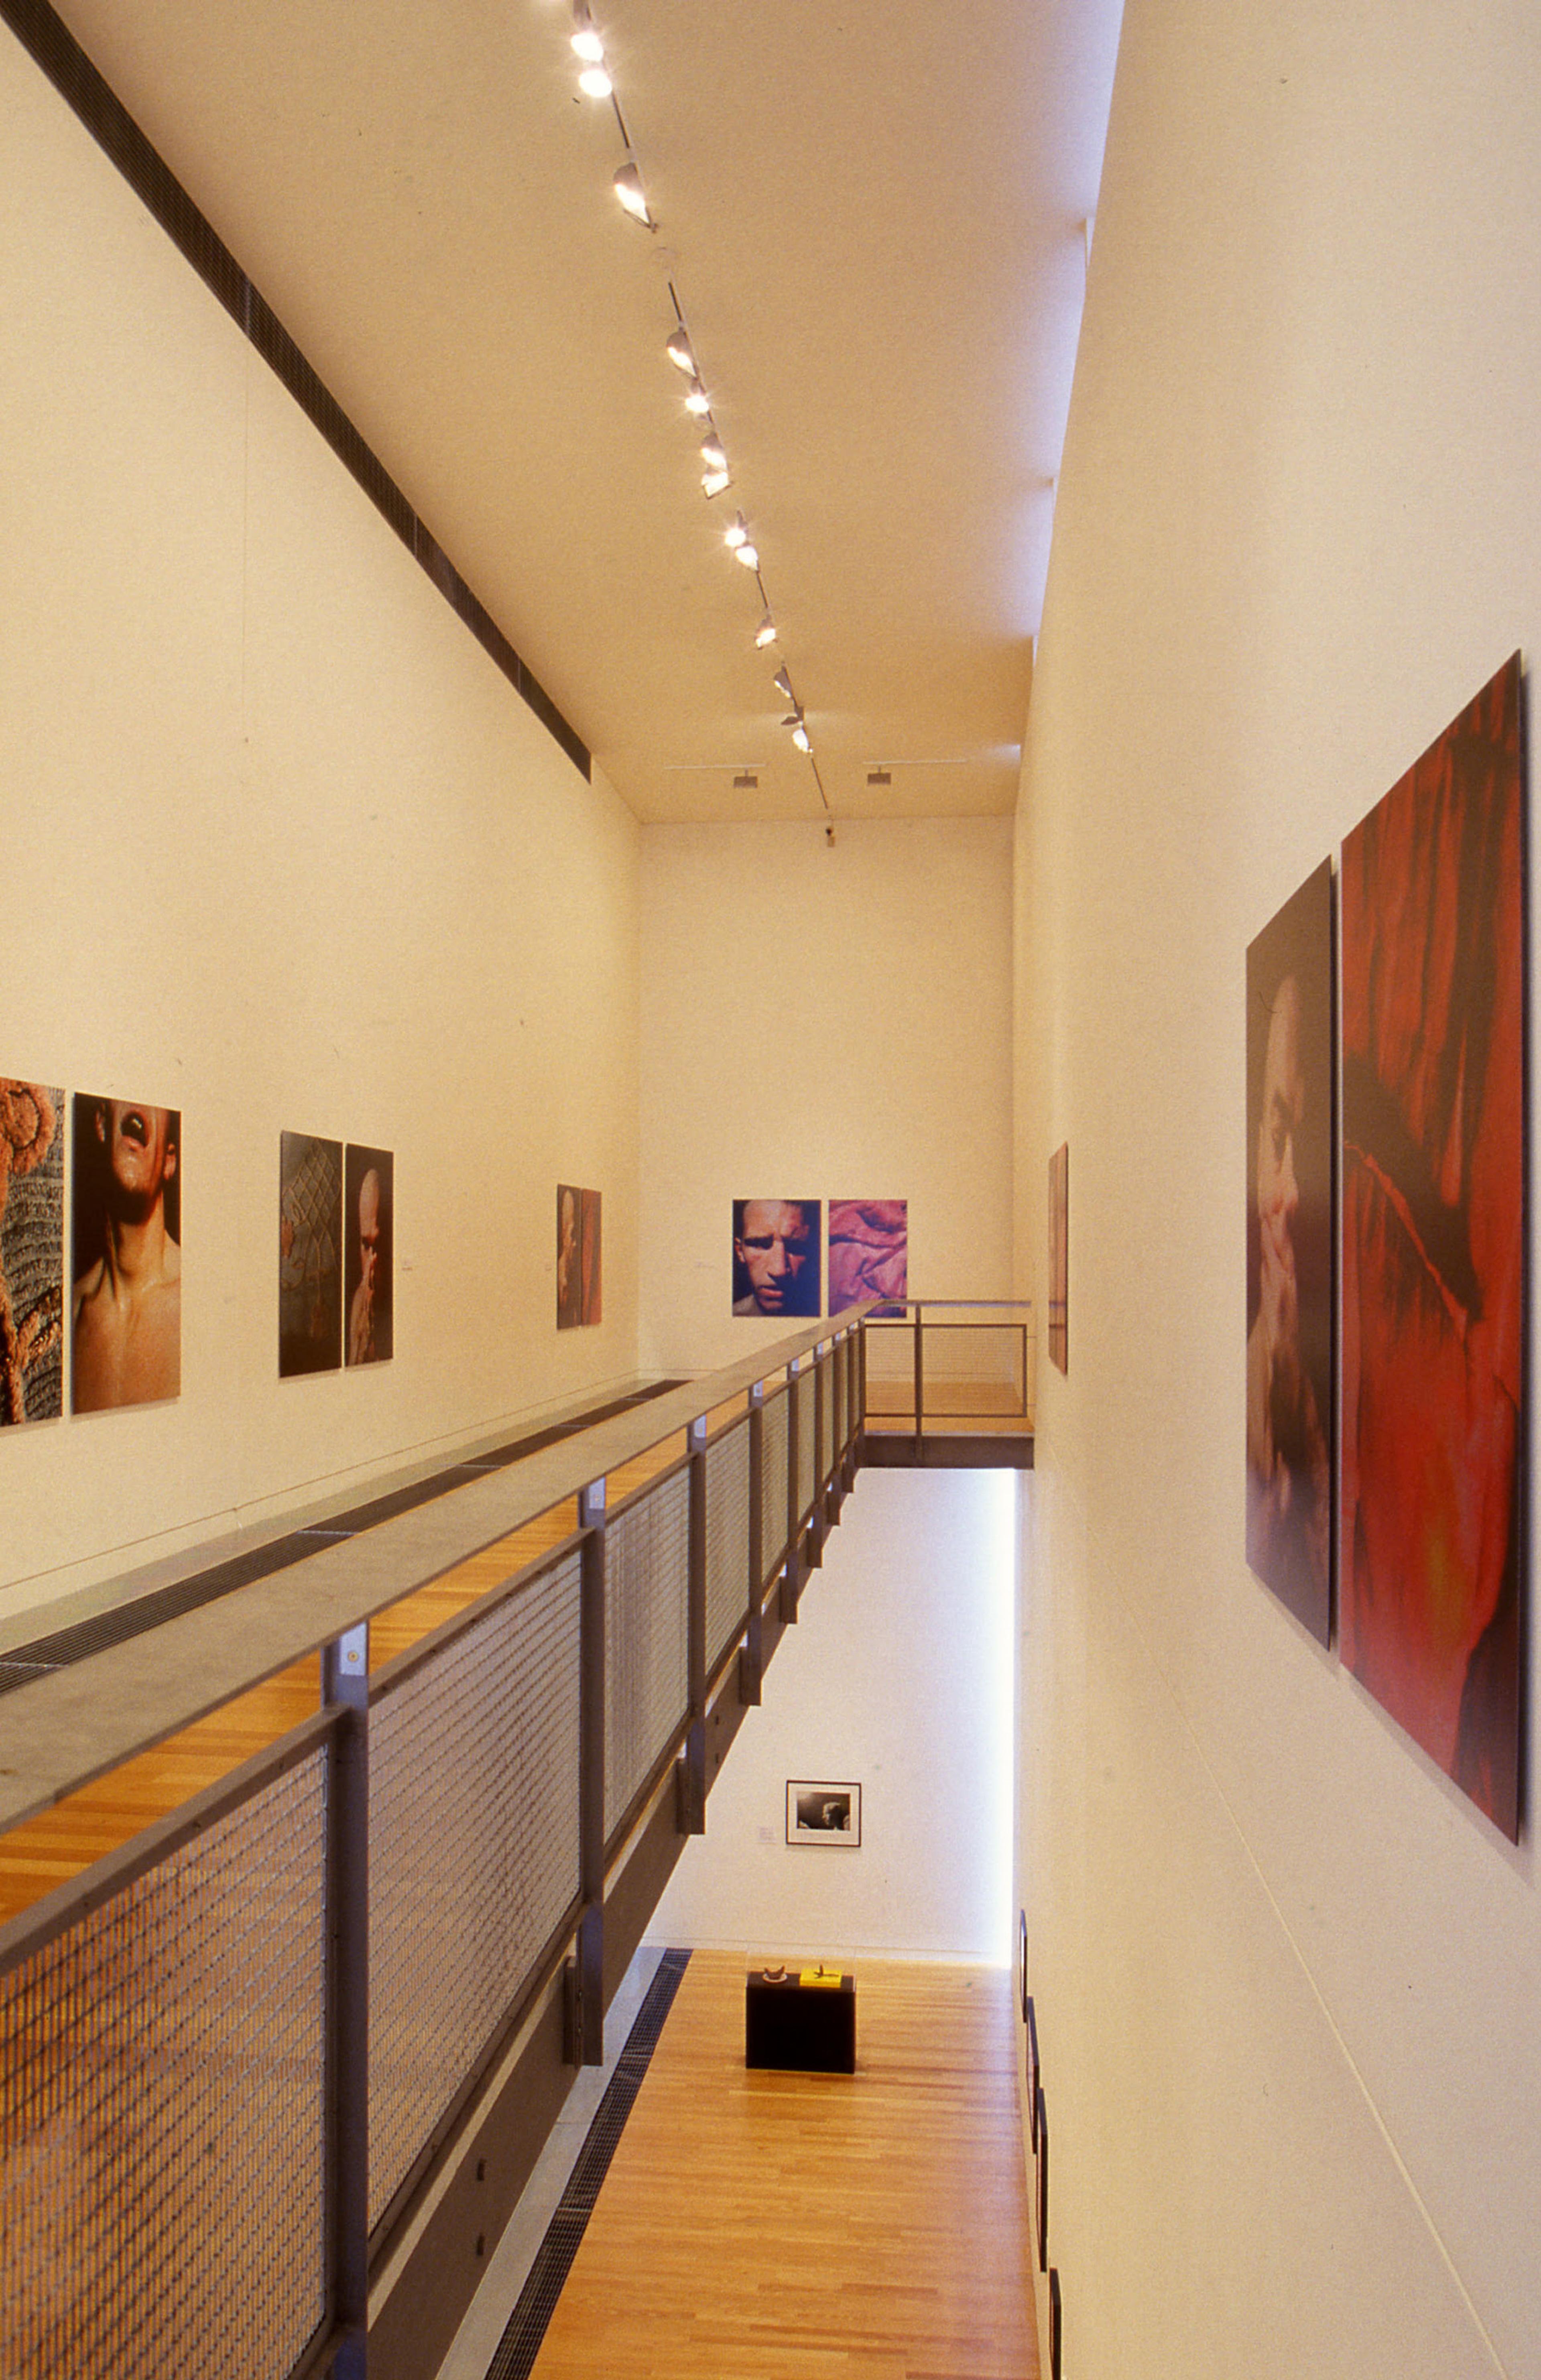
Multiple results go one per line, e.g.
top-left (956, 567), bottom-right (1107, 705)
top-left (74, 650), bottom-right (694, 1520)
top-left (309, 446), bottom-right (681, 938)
top-left (1049, 2267), bottom-right (1062, 2380)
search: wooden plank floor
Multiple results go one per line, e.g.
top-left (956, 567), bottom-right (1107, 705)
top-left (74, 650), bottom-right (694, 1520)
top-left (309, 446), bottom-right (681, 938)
top-left (532, 1952), bottom-right (1039, 2380)
top-left (0, 1410), bottom-right (728, 1928)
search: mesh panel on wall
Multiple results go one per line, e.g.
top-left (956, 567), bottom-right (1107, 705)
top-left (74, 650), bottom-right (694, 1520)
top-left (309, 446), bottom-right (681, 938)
top-left (704, 1421), bottom-right (751, 1676)
top-left (0, 1751), bottom-right (328, 2380)
top-left (760, 1390), bottom-right (789, 1585)
top-left (368, 1551), bottom-right (582, 2231)
top-left (797, 1375), bottom-right (817, 1520)
top-left (604, 1471), bottom-right (689, 1842)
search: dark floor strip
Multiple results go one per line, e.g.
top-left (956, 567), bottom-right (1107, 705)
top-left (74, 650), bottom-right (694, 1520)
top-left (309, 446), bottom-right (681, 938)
top-left (0, 1380), bottom-right (684, 1695)
top-left (484, 1948), bottom-right (692, 2380)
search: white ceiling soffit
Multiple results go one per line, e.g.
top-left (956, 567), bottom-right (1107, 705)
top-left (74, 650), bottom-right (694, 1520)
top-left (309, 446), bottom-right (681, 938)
top-left (46, 0), bottom-right (1124, 824)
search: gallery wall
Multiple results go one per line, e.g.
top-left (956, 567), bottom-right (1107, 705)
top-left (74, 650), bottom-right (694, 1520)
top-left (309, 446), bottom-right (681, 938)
top-left (1014, 0), bottom-right (1541, 2373)
top-left (0, 28), bottom-right (641, 1624)
top-left (648, 1467), bottom-right (1018, 1964)
top-left (636, 815), bottom-right (1015, 1377)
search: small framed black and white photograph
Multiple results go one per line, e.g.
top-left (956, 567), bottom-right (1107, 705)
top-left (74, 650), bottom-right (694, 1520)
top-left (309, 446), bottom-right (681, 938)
top-left (786, 1779), bottom-right (861, 1847)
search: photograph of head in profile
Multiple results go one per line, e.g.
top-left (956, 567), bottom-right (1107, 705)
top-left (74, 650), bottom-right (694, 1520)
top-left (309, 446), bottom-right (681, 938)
top-left (344, 1144), bottom-right (393, 1365)
top-left (556, 1184), bottom-right (602, 1329)
top-left (71, 1094), bottom-right (181, 1413)
top-left (732, 1198), bottom-right (820, 1319)
top-left (1245, 860), bottom-right (1332, 1642)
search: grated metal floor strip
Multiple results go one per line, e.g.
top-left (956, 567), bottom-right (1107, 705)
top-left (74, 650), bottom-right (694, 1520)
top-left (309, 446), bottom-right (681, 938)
top-left (0, 1381), bottom-right (684, 1696)
top-left (484, 1949), bottom-right (691, 2380)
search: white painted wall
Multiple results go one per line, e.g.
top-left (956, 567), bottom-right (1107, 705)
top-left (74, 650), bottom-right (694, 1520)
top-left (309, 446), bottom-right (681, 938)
top-left (637, 816), bottom-right (1015, 1378)
top-left (648, 1466), bottom-right (1018, 1964)
top-left (0, 34), bottom-right (640, 1623)
top-left (1016, 1), bottom-right (1541, 2374)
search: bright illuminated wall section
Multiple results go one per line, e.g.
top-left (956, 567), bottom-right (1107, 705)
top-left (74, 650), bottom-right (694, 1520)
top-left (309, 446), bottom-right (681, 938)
top-left (638, 817), bottom-right (1013, 1374)
top-left (648, 1467), bottom-right (1017, 1965)
top-left (1015, 0), bottom-right (1541, 2372)
top-left (0, 27), bottom-right (640, 1620)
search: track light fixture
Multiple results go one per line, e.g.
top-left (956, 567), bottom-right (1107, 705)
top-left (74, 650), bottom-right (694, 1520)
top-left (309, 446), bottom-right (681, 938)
top-left (665, 325), bottom-right (696, 374)
top-left (773, 666), bottom-right (795, 702)
top-left (792, 721), bottom-right (812, 754)
top-left (683, 378), bottom-right (711, 416)
top-left (578, 60), bottom-right (612, 96)
top-left (724, 513), bottom-right (749, 550)
top-left (736, 539), bottom-right (759, 569)
top-left (699, 433), bottom-right (727, 474)
top-left (754, 612), bottom-right (778, 648)
top-left (570, 4), bottom-right (605, 62)
top-left (701, 468), bottom-right (731, 498)
top-left (613, 161), bottom-right (653, 226)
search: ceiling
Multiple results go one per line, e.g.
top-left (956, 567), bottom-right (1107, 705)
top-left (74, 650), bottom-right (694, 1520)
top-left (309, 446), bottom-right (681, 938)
top-left (49, 0), bottom-right (1124, 825)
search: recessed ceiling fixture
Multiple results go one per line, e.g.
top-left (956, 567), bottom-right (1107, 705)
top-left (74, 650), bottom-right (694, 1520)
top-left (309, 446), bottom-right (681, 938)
top-left (612, 160), bottom-right (653, 226)
top-left (754, 612), bottom-right (777, 648)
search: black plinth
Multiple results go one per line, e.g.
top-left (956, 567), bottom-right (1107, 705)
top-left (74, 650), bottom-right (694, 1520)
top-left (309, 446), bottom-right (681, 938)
top-left (745, 1967), bottom-right (856, 2073)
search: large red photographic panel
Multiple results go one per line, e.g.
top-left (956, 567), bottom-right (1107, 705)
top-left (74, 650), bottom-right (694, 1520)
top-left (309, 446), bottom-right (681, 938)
top-left (1340, 655), bottom-right (1524, 1837)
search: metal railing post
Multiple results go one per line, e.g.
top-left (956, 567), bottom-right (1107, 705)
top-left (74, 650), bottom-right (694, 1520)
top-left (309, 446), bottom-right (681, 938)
top-left (742, 1382), bottom-right (764, 1705)
top-left (321, 1621), bottom-right (370, 2380)
top-left (810, 1349), bottom-right (828, 1555)
top-left (678, 1417), bottom-right (708, 1833)
top-left (781, 1359), bottom-right (803, 1620)
top-left (572, 1477), bottom-right (607, 2067)
top-left (913, 1300), bottom-right (925, 1462)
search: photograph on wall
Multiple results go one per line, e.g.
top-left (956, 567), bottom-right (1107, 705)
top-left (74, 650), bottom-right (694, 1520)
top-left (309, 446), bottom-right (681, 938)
top-left (827, 1198), bottom-right (907, 1316)
top-left (1341, 653), bottom-right (1523, 1838)
top-left (786, 1779), bottom-right (861, 1846)
top-left (732, 1199), bottom-right (820, 1319)
top-left (1047, 1143), bottom-right (1068, 1373)
top-left (1, 1081), bottom-right (64, 1426)
top-left (71, 1094), bottom-right (181, 1413)
top-left (344, 1143), bottom-right (393, 1366)
top-left (1245, 859), bottom-right (1334, 1644)
top-left (279, 1132), bottom-right (343, 1377)
top-left (557, 1184), bottom-right (602, 1328)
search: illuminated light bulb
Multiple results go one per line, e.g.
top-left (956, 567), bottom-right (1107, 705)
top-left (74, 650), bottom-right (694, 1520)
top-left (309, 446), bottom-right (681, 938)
top-left (683, 378), bottom-right (711, 415)
top-left (702, 468), bottom-right (731, 498)
top-left (666, 326), bottom-right (696, 374)
top-left (571, 3), bottom-right (606, 61)
top-left (735, 541), bottom-right (759, 569)
top-left (613, 162), bottom-right (652, 224)
top-left (578, 61), bottom-right (612, 95)
top-left (724, 513), bottom-right (748, 550)
top-left (754, 612), bottom-right (778, 647)
top-left (699, 433), bottom-right (728, 473)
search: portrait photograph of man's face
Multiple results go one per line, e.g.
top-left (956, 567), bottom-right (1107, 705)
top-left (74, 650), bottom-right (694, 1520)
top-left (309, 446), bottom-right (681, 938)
top-left (344, 1143), bottom-right (393, 1366)
top-left (1244, 860), bottom-right (1333, 1643)
top-left (732, 1198), bottom-right (820, 1318)
top-left (71, 1093), bottom-right (182, 1413)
